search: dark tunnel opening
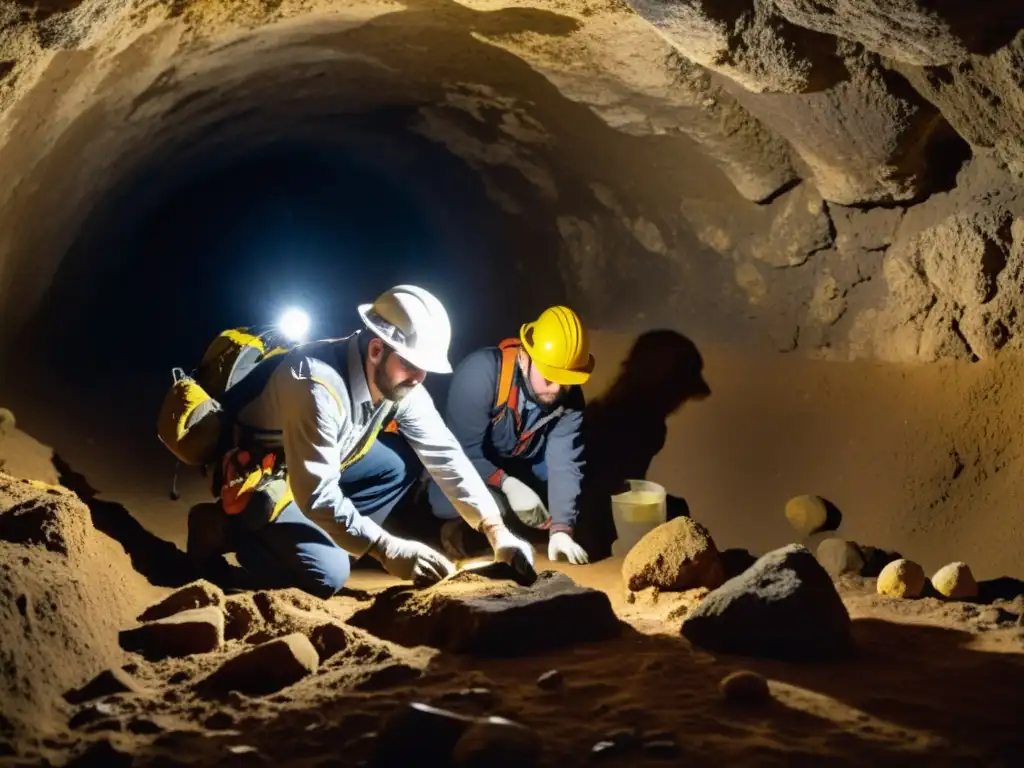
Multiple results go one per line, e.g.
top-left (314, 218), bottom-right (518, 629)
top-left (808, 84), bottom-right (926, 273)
top-left (1, 113), bottom-right (569, 486)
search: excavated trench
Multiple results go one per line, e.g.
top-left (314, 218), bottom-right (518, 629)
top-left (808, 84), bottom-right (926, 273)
top-left (2, 2), bottom-right (1024, 764)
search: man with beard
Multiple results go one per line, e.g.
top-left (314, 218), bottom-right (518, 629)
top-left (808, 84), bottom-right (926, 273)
top-left (427, 305), bottom-right (594, 565)
top-left (186, 284), bottom-right (535, 597)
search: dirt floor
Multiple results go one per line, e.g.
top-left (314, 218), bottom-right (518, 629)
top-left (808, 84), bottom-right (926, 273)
top-left (3, 332), bottom-right (1024, 766)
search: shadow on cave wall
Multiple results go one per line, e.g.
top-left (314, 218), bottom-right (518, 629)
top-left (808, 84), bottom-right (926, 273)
top-left (576, 329), bottom-right (711, 560)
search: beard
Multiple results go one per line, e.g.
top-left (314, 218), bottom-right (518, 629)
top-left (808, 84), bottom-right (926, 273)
top-left (373, 362), bottom-right (417, 402)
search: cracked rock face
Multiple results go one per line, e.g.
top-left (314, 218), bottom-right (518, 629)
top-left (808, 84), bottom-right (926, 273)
top-left (0, 0), bottom-right (1023, 364)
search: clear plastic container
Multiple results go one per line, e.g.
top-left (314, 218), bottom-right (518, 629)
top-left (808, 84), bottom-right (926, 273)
top-left (610, 479), bottom-right (667, 556)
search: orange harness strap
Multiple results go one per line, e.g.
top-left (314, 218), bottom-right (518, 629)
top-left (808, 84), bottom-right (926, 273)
top-left (493, 339), bottom-right (521, 426)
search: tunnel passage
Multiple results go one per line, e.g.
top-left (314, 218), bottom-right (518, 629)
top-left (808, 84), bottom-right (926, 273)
top-left (0, 1), bottom-right (1024, 580)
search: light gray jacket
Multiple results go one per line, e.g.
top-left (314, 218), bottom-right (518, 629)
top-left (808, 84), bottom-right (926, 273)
top-left (236, 331), bottom-right (501, 556)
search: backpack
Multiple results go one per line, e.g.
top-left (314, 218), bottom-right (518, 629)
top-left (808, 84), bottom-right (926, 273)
top-left (156, 327), bottom-right (290, 470)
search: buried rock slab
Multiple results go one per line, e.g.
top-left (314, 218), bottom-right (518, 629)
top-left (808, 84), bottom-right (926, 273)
top-left (196, 632), bottom-right (319, 698)
top-left (681, 544), bottom-right (852, 661)
top-left (348, 567), bottom-right (621, 656)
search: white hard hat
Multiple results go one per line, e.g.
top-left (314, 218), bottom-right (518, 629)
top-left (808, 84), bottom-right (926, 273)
top-left (358, 284), bottom-right (453, 374)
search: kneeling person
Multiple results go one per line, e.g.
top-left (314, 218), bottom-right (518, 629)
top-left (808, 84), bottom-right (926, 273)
top-left (428, 306), bottom-right (594, 565)
top-left (187, 285), bottom-right (534, 598)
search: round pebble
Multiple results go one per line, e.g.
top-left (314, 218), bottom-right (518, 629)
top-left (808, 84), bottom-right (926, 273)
top-left (877, 558), bottom-right (926, 598)
top-left (719, 670), bottom-right (771, 706)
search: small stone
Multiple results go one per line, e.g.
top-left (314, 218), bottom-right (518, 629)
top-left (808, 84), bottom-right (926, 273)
top-left (138, 581), bottom-right (225, 623)
top-left (451, 716), bottom-right (542, 768)
top-left (931, 562), bottom-right (979, 599)
top-left (536, 670), bottom-right (563, 690)
top-left (197, 633), bottom-right (319, 698)
top-left (719, 670), bottom-right (771, 706)
top-left (784, 495), bottom-right (829, 537)
top-left (590, 740), bottom-right (619, 760)
top-left (816, 539), bottom-right (865, 579)
top-left (877, 559), bottom-right (927, 598)
top-left (375, 702), bottom-right (476, 766)
top-left (64, 667), bottom-right (149, 705)
top-left (119, 606), bottom-right (225, 661)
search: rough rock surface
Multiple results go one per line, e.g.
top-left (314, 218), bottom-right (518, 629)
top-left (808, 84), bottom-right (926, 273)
top-left (681, 544), bottom-right (852, 660)
top-left (877, 558), bottom-right (927, 598)
top-left (816, 538), bottom-right (865, 579)
top-left (772, 1), bottom-right (1024, 66)
top-left (625, 0), bottom-right (846, 93)
top-left (931, 562), bottom-right (979, 600)
top-left (895, 31), bottom-right (1024, 178)
top-left (722, 47), bottom-right (963, 205)
top-left (848, 158), bottom-right (1024, 362)
top-left (347, 568), bottom-right (621, 656)
top-left (196, 633), bottom-right (320, 698)
top-left (118, 606), bottom-right (225, 661)
top-left (622, 517), bottom-right (725, 592)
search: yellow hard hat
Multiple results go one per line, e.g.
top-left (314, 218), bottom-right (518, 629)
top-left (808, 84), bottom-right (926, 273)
top-left (519, 306), bottom-right (595, 386)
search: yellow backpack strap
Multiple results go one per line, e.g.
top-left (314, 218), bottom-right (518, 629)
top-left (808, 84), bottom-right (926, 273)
top-left (494, 339), bottom-right (521, 412)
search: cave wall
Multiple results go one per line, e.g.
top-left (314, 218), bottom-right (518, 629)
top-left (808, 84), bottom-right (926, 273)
top-left (1, 0), bottom-right (1023, 364)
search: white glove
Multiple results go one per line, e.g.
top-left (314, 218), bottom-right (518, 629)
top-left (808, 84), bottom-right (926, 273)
top-left (368, 531), bottom-right (455, 586)
top-left (480, 519), bottom-right (535, 570)
top-left (500, 476), bottom-right (549, 527)
top-left (548, 531), bottom-right (590, 565)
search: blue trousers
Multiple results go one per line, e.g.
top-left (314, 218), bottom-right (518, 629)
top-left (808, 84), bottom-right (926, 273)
top-left (229, 433), bottom-right (420, 598)
top-left (428, 454), bottom-right (549, 522)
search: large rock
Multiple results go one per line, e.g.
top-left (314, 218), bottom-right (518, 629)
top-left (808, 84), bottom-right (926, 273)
top-left (622, 517), bottom-right (725, 592)
top-left (773, 1), bottom-right (1023, 66)
top-left (624, 0), bottom-right (846, 93)
top-left (451, 717), bottom-right (543, 768)
top-left (119, 606), bottom-right (224, 661)
top-left (680, 544), bottom-right (852, 660)
top-left (347, 568), bottom-right (621, 656)
top-left (196, 633), bottom-right (319, 698)
top-left (896, 30), bottom-right (1024, 179)
top-left (722, 47), bottom-right (963, 205)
